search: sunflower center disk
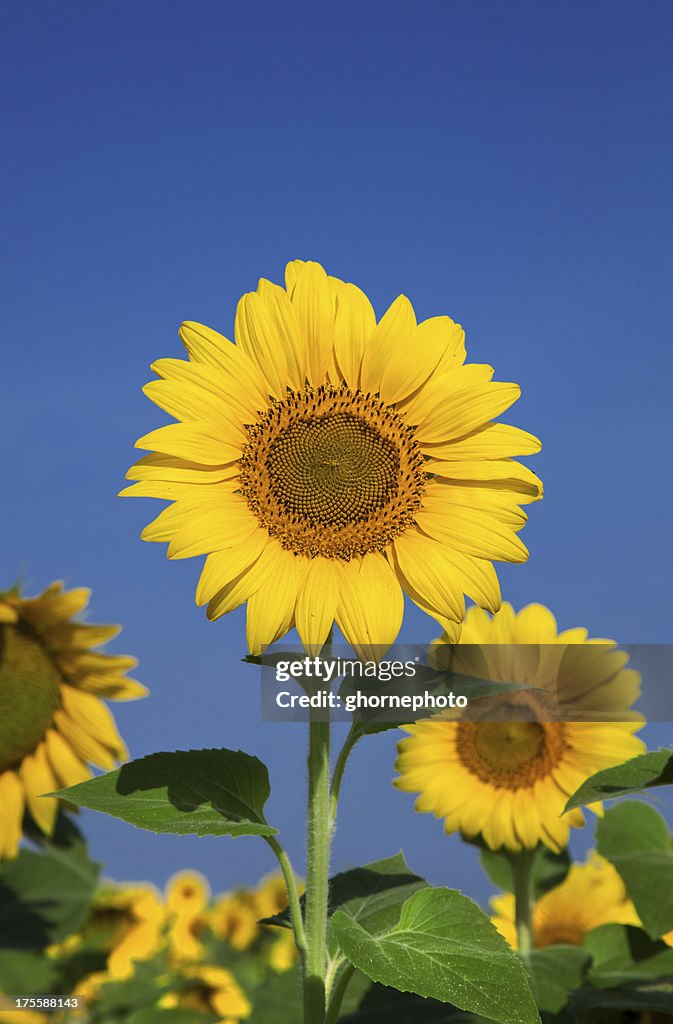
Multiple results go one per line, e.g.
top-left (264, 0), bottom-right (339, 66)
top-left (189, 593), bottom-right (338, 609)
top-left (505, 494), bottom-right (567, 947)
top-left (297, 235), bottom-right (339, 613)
top-left (456, 718), bottom-right (566, 788)
top-left (0, 622), bottom-right (62, 772)
top-left (239, 385), bottom-right (427, 559)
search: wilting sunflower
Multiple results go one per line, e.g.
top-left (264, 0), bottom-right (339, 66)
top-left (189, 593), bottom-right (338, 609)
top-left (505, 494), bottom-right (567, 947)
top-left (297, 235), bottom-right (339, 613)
top-left (122, 260), bottom-right (541, 656)
top-left (0, 582), bottom-right (145, 858)
top-left (491, 853), bottom-right (639, 948)
top-left (395, 603), bottom-right (644, 852)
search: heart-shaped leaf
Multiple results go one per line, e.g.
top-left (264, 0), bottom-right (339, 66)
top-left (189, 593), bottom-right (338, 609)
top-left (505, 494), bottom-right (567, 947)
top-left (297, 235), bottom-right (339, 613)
top-left (53, 749), bottom-right (277, 838)
top-left (332, 887), bottom-right (540, 1024)
top-left (596, 802), bottom-right (673, 938)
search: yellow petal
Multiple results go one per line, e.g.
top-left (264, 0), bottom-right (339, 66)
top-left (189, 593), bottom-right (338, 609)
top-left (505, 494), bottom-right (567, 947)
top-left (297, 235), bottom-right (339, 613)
top-left (151, 355), bottom-right (267, 425)
top-left (289, 261), bottom-right (335, 384)
top-left (207, 538), bottom-right (284, 621)
top-left (45, 729), bottom-right (91, 789)
top-left (440, 551), bottom-right (501, 613)
top-left (428, 459), bottom-right (543, 500)
top-left (43, 623), bottom-right (121, 651)
top-left (360, 295), bottom-right (416, 395)
top-left (0, 602), bottom-right (18, 623)
top-left (415, 506), bottom-right (528, 562)
top-left (59, 687), bottom-right (127, 761)
top-left (421, 423), bottom-right (542, 461)
top-left (415, 382), bottom-right (521, 444)
top-left (53, 709), bottom-right (118, 770)
top-left (76, 675), bottom-right (148, 700)
top-left (336, 553), bottom-right (404, 660)
top-left (391, 530), bottom-right (465, 623)
top-left (0, 770), bottom-right (24, 858)
top-left (257, 278), bottom-right (304, 388)
top-left (19, 743), bottom-right (58, 835)
top-left (379, 316), bottom-right (462, 405)
top-left (333, 282), bottom-right (376, 389)
top-left (142, 380), bottom-right (247, 443)
top-left (135, 423), bottom-right (242, 465)
top-left (196, 530), bottom-right (269, 606)
top-left (295, 558), bottom-right (340, 655)
top-left (284, 259), bottom-right (307, 296)
top-left (246, 549), bottom-right (301, 654)
top-left (235, 290), bottom-right (290, 399)
top-left (178, 321), bottom-right (271, 402)
top-left (141, 492), bottom-right (258, 558)
top-left (400, 364), bottom-right (494, 424)
top-left (126, 453), bottom-right (239, 485)
top-left (20, 584), bottom-right (91, 628)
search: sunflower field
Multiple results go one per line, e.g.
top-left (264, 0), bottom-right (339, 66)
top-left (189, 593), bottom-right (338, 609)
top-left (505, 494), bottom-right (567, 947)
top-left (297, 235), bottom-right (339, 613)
top-left (2, 257), bottom-right (672, 1024)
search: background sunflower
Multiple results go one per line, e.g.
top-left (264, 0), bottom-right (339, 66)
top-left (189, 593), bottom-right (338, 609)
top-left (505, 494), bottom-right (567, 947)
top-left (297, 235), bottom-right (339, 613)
top-left (395, 603), bottom-right (645, 852)
top-left (0, 582), bottom-right (145, 858)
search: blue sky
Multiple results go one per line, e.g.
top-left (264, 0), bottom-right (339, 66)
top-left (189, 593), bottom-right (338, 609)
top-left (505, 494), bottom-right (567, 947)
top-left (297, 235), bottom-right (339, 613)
top-left (2, 1), bottom-right (672, 907)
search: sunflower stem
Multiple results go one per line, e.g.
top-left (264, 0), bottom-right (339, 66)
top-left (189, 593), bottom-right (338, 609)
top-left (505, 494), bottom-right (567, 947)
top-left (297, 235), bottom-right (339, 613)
top-left (511, 847), bottom-right (535, 958)
top-left (329, 724), bottom-right (361, 829)
top-left (304, 710), bottom-right (332, 1023)
top-left (265, 835), bottom-right (307, 961)
top-left (324, 963), bottom-right (355, 1024)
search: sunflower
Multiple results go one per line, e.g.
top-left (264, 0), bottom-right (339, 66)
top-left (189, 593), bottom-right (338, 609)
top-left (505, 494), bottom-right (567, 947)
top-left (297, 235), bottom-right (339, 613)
top-left (491, 853), bottom-right (639, 948)
top-left (87, 882), bottom-right (165, 979)
top-left (159, 964), bottom-right (251, 1023)
top-left (394, 603), bottom-right (644, 852)
top-left (0, 582), bottom-right (145, 858)
top-left (122, 260), bottom-right (541, 656)
top-left (165, 869), bottom-right (210, 963)
top-left (209, 889), bottom-right (260, 952)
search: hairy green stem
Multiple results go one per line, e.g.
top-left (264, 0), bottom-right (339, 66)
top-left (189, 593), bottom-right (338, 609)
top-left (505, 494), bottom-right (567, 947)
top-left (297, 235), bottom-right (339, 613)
top-left (325, 963), bottom-right (355, 1024)
top-left (265, 835), bottom-right (307, 961)
top-left (304, 713), bottom-right (332, 1023)
top-left (329, 725), bottom-right (361, 829)
top-left (511, 847), bottom-right (535, 958)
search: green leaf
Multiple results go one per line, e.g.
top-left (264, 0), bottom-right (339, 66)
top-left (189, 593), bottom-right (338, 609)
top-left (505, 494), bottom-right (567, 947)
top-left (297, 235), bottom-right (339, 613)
top-left (0, 822), bottom-right (100, 948)
top-left (565, 747), bottom-right (673, 809)
top-left (53, 749), bottom-right (278, 838)
top-left (568, 980), bottom-right (673, 1017)
top-left (0, 950), bottom-right (57, 994)
top-left (584, 924), bottom-right (673, 987)
top-left (126, 1011), bottom-right (218, 1024)
top-left (265, 853), bottom-right (427, 941)
top-left (526, 946), bottom-right (590, 1013)
top-left (596, 801), bottom-right (673, 938)
top-left (246, 966), bottom-right (302, 1023)
top-left (332, 887), bottom-right (540, 1024)
top-left (478, 843), bottom-right (570, 900)
top-left (325, 853), bottom-right (428, 953)
top-left (338, 983), bottom-right (475, 1022)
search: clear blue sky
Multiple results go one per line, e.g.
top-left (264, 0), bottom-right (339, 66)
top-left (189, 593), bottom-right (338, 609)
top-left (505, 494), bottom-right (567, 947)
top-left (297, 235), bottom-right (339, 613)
top-left (2, 1), bottom-right (672, 907)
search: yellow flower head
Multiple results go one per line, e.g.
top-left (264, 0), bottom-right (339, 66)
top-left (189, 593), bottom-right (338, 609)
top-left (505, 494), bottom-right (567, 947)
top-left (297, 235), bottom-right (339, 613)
top-left (87, 883), bottom-right (165, 979)
top-left (122, 260), bottom-right (541, 656)
top-left (209, 889), bottom-right (261, 952)
top-left (491, 853), bottom-right (639, 948)
top-left (0, 582), bottom-right (146, 858)
top-left (165, 869), bottom-right (211, 963)
top-left (253, 872), bottom-right (294, 920)
top-left (395, 603), bottom-right (645, 852)
top-left (160, 964), bottom-right (251, 1023)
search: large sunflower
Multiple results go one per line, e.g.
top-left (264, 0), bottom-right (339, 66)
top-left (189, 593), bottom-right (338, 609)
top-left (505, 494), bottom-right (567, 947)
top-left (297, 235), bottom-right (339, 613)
top-left (122, 260), bottom-right (541, 656)
top-left (0, 582), bottom-right (145, 858)
top-left (491, 853), bottom-right (639, 948)
top-left (394, 603), bottom-right (644, 852)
